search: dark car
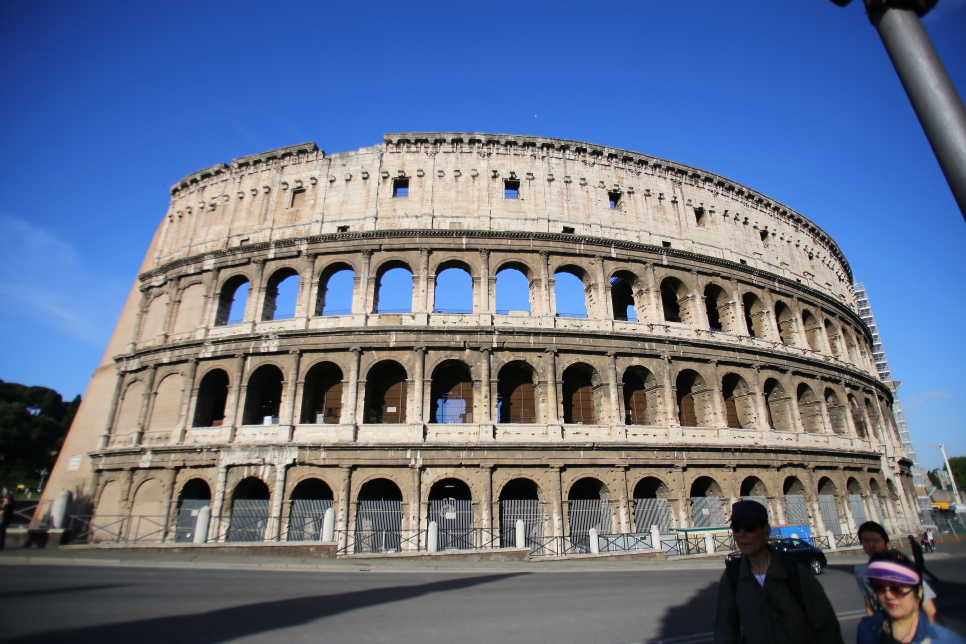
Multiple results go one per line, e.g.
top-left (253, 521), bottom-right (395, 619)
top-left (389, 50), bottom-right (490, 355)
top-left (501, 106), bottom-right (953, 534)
top-left (772, 537), bottom-right (827, 574)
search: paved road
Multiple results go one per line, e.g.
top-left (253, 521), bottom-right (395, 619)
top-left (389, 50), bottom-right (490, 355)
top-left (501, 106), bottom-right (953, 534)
top-left (0, 555), bottom-right (963, 643)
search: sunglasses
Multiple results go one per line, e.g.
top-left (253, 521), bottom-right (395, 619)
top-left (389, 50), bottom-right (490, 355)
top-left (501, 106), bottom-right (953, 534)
top-left (869, 582), bottom-right (916, 598)
top-left (730, 522), bottom-right (765, 534)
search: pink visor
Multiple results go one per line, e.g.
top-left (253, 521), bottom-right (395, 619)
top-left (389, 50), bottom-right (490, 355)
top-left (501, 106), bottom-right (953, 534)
top-left (862, 561), bottom-right (920, 586)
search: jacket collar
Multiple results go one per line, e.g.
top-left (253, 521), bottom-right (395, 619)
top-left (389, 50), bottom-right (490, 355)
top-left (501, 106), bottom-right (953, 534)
top-left (739, 544), bottom-right (788, 580)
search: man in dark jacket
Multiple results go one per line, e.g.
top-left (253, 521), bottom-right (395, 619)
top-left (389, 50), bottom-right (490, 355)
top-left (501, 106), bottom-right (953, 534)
top-left (907, 534), bottom-right (940, 583)
top-left (714, 500), bottom-right (843, 644)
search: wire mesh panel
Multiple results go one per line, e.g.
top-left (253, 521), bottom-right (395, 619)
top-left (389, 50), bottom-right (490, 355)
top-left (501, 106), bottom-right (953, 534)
top-left (690, 496), bottom-right (725, 527)
top-left (784, 495), bottom-right (809, 525)
top-left (818, 494), bottom-right (843, 535)
top-left (354, 500), bottom-right (402, 553)
top-left (849, 494), bottom-right (868, 525)
top-left (499, 499), bottom-right (543, 548)
top-left (741, 496), bottom-right (769, 522)
top-left (226, 499), bottom-right (270, 542)
top-left (568, 499), bottom-right (612, 551)
top-left (175, 499), bottom-right (210, 542)
top-left (633, 498), bottom-right (671, 532)
top-left (429, 499), bottom-right (474, 550)
top-left (287, 499), bottom-right (332, 541)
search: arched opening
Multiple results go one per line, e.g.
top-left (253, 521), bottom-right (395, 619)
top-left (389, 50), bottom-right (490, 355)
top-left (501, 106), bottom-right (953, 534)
top-left (774, 301), bottom-right (795, 345)
top-left (300, 362), bottom-right (344, 424)
top-left (428, 478), bottom-right (473, 551)
top-left (374, 264), bottom-right (413, 313)
top-left (740, 477), bottom-right (769, 521)
top-left (567, 478), bottom-right (612, 550)
top-left (433, 264), bottom-right (473, 314)
top-left (610, 272), bottom-right (637, 321)
top-left (689, 477), bottom-right (725, 527)
top-left (149, 373), bottom-right (183, 432)
top-left (499, 478), bottom-right (542, 548)
top-left (242, 364), bottom-right (285, 425)
top-left (704, 283), bottom-right (732, 332)
top-left (129, 479), bottom-right (165, 540)
top-left (430, 361), bottom-right (473, 423)
top-left (847, 477), bottom-right (868, 526)
top-left (261, 267), bottom-right (300, 321)
top-left (721, 373), bottom-right (754, 429)
top-left (841, 328), bottom-right (859, 364)
top-left (363, 361), bottom-right (408, 424)
top-left (633, 477), bottom-right (671, 531)
top-left (869, 478), bottom-right (887, 524)
top-left (797, 383), bottom-right (824, 433)
top-left (495, 264), bottom-right (531, 315)
top-left (497, 361), bottom-right (535, 423)
top-left (174, 479), bottom-right (211, 542)
top-left (849, 395), bottom-right (868, 439)
top-left (623, 368), bottom-right (656, 425)
top-left (676, 370), bottom-right (710, 427)
top-left (227, 477), bottom-right (270, 542)
top-left (215, 275), bottom-right (250, 326)
top-left (763, 378), bottom-right (790, 431)
top-left (316, 264), bottom-right (354, 316)
top-left (661, 277), bottom-right (690, 324)
top-left (287, 478), bottom-right (333, 542)
top-left (562, 364), bottom-right (597, 424)
top-left (865, 399), bottom-right (882, 439)
top-left (801, 309), bottom-right (823, 352)
top-left (192, 369), bottom-right (229, 427)
top-left (355, 478), bottom-right (403, 553)
top-left (825, 320), bottom-right (843, 357)
top-left (783, 477), bottom-right (808, 525)
top-left (742, 292), bottom-right (766, 338)
top-left (817, 477), bottom-right (842, 534)
top-left (824, 389), bottom-right (848, 434)
top-left (554, 267), bottom-right (588, 318)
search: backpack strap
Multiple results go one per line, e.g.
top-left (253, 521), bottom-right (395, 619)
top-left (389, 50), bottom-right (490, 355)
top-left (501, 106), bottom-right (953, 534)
top-left (725, 553), bottom-right (804, 612)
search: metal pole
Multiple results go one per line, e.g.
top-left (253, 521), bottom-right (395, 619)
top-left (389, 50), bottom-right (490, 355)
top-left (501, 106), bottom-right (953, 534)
top-left (940, 443), bottom-right (963, 506)
top-left (866, 3), bottom-right (966, 220)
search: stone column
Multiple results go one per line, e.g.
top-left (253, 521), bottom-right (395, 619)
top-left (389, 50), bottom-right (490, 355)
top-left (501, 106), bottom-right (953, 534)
top-left (750, 366), bottom-right (770, 431)
top-left (356, 250), bottom-right (373, 315)
top-left (544, 350), bottom-right (561, 439)
top-left (300, 252), bottom-right (320, 321)
top-left (479, 249), bottom-right (491, 313)
top-left (616, 467), bottom-right (631, 534)
top-left (539, 251), bottom-right (553, 317)
top-left (642, 263), bottom-right (662, 324)
top-left (479, 348), bottom-right (494, 440)
top-left (805, 469), bottom-right (827, 535)
top-left (210, 464), bottom-right (229, 542)
top-left (270, 465), bottom-right (288, 541)
top-left (337, 466), bottom-right (352, 552)
top-left (225, 353), bottom-right (247, 442)
top-left (411, 347), bottom-right (426, 442)
top-left (480, 465), bottom-right (493, 533)
top-left (408, 465), bottom-right (422, 549)
top-left (709, 362), bottom-right (727, 428)
top-left (691, 270), bottom-right (710, 330)
top-left (161, 279), bottom-right (181, 340)
top-left (842, 389), bottom-right (861, 438)
top-left (245, 259), bottom-right (267, 322)
top-left (592, 255), bottom-right (607, 320)
top-left (172, 358), bottom-right (199, 444)
top-left (134, 365), bottom-right (157, 446)
top-left (200, 267), bottom-right (223, 332)
top-left (818, 393), bottom-right (834, 435)
top-left (342, 347), bottom-right (361, 442)
top-left (417, 248), bottom-right (431, 313)
top-left (129, 288), bottom-right (151, 352)
top-left (550, 467), bottom-right (564, 538)
top-left (606, 352), bottom-right (624, 436)
top-left (663, 356), bottom-right (681, 435)
top-left (158, 468), bottom-right (178, 542)
top-left (98, 369), bottom-right (126, 450)
top-left (280, 350), bottom-right (301, 439)
top-left (786, 378), bottom-right (807, 436)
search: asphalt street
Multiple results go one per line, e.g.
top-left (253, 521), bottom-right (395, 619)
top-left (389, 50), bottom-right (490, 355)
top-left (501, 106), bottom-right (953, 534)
top-left (0, 553), bottom-right (963, 643)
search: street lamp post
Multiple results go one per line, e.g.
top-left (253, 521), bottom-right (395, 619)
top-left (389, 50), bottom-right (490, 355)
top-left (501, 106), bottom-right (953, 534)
top-left (939, 444), bottom-right (963, 507)
top-left (831, 0), bottom-right (966, 221)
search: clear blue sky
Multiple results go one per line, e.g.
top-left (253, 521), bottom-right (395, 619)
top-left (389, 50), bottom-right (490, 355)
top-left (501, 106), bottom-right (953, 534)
top-left (1, 1), bottom-right (963, 470)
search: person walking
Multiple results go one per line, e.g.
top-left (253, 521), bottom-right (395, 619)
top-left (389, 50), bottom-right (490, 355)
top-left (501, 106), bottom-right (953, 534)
top-left (907, 534), bottom-right (940, 584)
top-left (0, 491), bottom-right (14, 549)
top-left (856, 522), bottom-right (939, 622)
top-left (927, 529), bottom-right (936, 552)
top-left (857, 552), bottom-right (965, 644)
top-left (714, 500), bottom-right (843, 644)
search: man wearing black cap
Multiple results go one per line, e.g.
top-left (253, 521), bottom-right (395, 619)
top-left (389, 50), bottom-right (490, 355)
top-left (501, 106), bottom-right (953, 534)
top-left (714, 500), bottom-right (843, 644)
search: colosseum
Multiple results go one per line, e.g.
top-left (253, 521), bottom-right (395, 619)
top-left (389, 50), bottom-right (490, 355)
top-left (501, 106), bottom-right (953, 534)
top-left (40, 132), bottom-right (919, 555)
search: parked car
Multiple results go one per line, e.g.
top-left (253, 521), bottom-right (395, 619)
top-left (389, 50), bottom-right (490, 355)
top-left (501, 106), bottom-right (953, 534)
top-left (724, 537), bottom-right (828, 575)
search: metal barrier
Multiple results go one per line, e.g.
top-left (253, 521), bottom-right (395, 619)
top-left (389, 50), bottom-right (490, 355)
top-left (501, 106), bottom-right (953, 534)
top-left (662, 535), bottom-right (683, 557)
top-left (68, 515), bottom-right (171, 544)
top-left (812, 535), bottom-right (831, 549)
top-left (528, 536), bottom-right (588, 557)
top-left (598, 532), bottom-right (653, 553)
top-left (835, 533), bottom-right (860, 548)
top-left (13, 499), bottom-right (52, 528)
top-left (713, 532), bottom-right (736, 552)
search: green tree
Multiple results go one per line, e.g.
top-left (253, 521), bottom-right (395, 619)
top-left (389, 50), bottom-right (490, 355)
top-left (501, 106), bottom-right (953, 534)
top-left (946, 456), bottom-right (966, 492)
top-left (928, 469), bottom-right (942, 488)
top-left (0, 379), bottom-right (80, 482)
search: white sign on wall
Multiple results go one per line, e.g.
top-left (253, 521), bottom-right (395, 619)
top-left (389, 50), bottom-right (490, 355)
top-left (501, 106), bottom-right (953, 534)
top-left (67, 455), bottom-right (82, 471)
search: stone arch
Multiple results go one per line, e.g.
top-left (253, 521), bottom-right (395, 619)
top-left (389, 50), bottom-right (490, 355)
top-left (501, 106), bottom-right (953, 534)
top-left (92, 478), bottom-right (123, 532)
top-left (430, 360), bottom-right (473, 423)
top-left (192, 368), bottom-right (229, 427)
top-left (242, 364), bottom-right (285, 425)
top-left (797, 383), bottom-right (825, 433)
top-left (763, 378), bottom-right (791, 431)
top-left (721, 373), bottom-right (755, 429)
top-left (433, 260), bottom-right (474, 314)
top-left (632, 476), bottom-right (672, 531)
top-left (261, 266), bottom-right (300, 321)
top-left (567, 477), bottom-right (614, 540)
top-left (783, 477), bottom-right (806, 494)
top-left (568, 476), bottom-right (611, 500)
top-left (740, 476), bottom-right (768, 497)
top-left (841, 327), bottom-right (859, 364)
top-left (172, 282), bottom-right (207, 334)
top-left (610, 270), bottom-right (640, 321)
top-left (774, 301), bottom-right (795, 345)
top-left (495, 261), bottom-right (533, 315)
top-left (357, 477), bottom-right (404, 501)
top-left (498, 477), bottom-right (544, 548)
top-left (633, 476), bottom-right (670, 498)
top-left (660, 276), bottom-right (692, 325)
top-left (562, 362), bottom-right (601, 424)
top-left (428, 477), bottom-right (472, 502)
top-left (287, 478), bottom-right (335, 542)
top-left (373, 260), bottom-right (414, 314)
top-left (742, 292), bottom-right (767, 338)
top-left (622, 366), bottom-right (659, 425)
top-left (689, 476), bottom-right (725, 527)
top-left (227, 476), bottom-right (271, 542)
top-left (300, 361), bottom-right (344, 424)
top-left (114, 380), bottom-right (145, 434)
top-left (554, 263), bottom-right (590, 318)
top-left (173, 477), bottom-right (211, 542)
top-left (801, 309), bottom-right (823, 352)
top-left (675, 369), bottom-right (712, 427)
top-left (148, 372), bottom-right (184, 432)
top-left (139, 291), bottom-right (169, 340)
top-left (865, 398), bottom-right (882, 439)
top-left (704, 282), bottom-right (735, 333)
top-left (824, 388), bottom-right (848, 434)
top-left (316, 261), bottom-right (355, 316)
top-left (690, 476), bottom-right (723, 497)
top-left (817, 477), bottom-right (837, 495)
top-left (497, 360), bottom-right (536, 423)
top-left (214, 273), bottom-right (251, 326)
top-left (848, 394), bottom-right (868, 439)
top-left (363, 360), bottom-right (408, 423)
top-left (847, 477), bottom-right (863, 495)
top-left (824, 319), bottom-right (843, 357)
top-left (130, 478), bottom-right (165, 518)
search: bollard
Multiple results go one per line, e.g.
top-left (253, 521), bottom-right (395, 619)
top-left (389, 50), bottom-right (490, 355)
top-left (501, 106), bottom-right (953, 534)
top-left (826, 530), bottom-right (837, 551)
top-left (705, 531), bottom-right (716, 554)
top-left (51, 489), bottom-right (72, 530)
top-left (515, 519), bottom-right (526, 549)
top-left (428, 521), bottom-right (439, 554)
top-left (589, 528), bottom-right (600, 555)
top-left (651, 525), bottom-right (663, 552)
top-left (193, 505), bottom-right (211, 544)
top-left (321, 507), bottom-right (335, 543)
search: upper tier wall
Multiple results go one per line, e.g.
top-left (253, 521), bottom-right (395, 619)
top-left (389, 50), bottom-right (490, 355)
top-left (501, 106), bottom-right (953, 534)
top-left (160, 134), bottom-right (855, 308)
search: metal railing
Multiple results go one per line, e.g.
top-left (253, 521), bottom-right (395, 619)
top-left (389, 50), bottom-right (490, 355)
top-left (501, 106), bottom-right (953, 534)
top-left (713, 532), bottom-right (736, 552)
top-left (374, 309), bottom-right (412, 314)
top-left (495, 310), bottom-right (530, 316)
top-left (528, 536), bottom-right (588, 557)
top-left (321, 309), bottom-right (352, 316)
top-left (68, 515), bottom-right (171, 544)
top-left (13, 499), bottom-right (52, 528)
top-left (434, 309), bottom-right (473, 314)
top-left (267, 313), bottom-right (295, 320)
top-left (555, 312), bottom-right (588, 318)
top-left (835, 533), bottom-right (860, 548)
top-left (598, 532), bottom-right (654, 553)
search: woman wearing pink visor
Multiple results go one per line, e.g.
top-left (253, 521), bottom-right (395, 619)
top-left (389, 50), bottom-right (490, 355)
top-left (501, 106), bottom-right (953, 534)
top-left (857, 552), bottom-right (964, 644)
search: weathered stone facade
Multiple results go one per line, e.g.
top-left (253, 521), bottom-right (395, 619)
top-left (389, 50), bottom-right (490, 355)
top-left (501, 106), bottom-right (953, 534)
top-left (40, 133), bottom-right (919, 545)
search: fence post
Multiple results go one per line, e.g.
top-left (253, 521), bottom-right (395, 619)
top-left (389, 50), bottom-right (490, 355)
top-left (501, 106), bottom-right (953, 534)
top-left (515, 519), bottom-right (526, 549)
top-left (826, 529), bottom-right (837, 551)
top-left (51, 489), bottom-right (72, 529)
top-left (705, 531), bottom-right (716, 554)
top-left (589, 528), bottom-right (600, 555)
top-left (193, 506), bottom-right (211, 544)
top-left (651, 525), bottom-right (663, 551)
top-left (321, 507), bottom-right (335, 543)
top-left (428, 521), bottom-right (438, 554)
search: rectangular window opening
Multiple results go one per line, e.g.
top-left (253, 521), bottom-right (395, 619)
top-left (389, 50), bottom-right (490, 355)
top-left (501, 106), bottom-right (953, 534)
top-left (608, 191), bottom-right (621, 210)
top-left (393, 178), bottom-right (409, 198)
top-left (337, 225), bottom-right (350, 233)
top-left (662, 241), bottom-right (672, 248)
top-left (562, 226), bottom-right (575, 234)
top-left (290, 188), bottom-right (306, 208)
top-left (504, 179), bottom-right (520, 199)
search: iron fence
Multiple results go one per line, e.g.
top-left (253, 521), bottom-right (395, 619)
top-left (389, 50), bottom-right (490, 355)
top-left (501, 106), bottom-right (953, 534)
top-left (835, 533), bottom-right (860, 548)
top-left (662, 535), bottom-right (684, 557)
top-left (528, 535), bottom-right (589, 557)
top-left (813, 535), bottom-right (830, 549)
top-left (677, 532), bottom-right (708, 556)
top-left (12, 499), bottom-right (52, 528)
top-left (598, 532), bottom-right (654, 553)
top-left (713, 532), bottom-right (736, 552)
top-left (336, 529), bottom-right (424, 555)
top-left (68, 515), bottom-right (171, 544)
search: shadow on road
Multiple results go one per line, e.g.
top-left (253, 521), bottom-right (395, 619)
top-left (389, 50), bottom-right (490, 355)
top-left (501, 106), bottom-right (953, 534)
top-left (0, 573), bottom-right (525, 644)
top-left (652, 577), bottom-right (721, 642)
top-left (0, 584), bottom-right (129, 601)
